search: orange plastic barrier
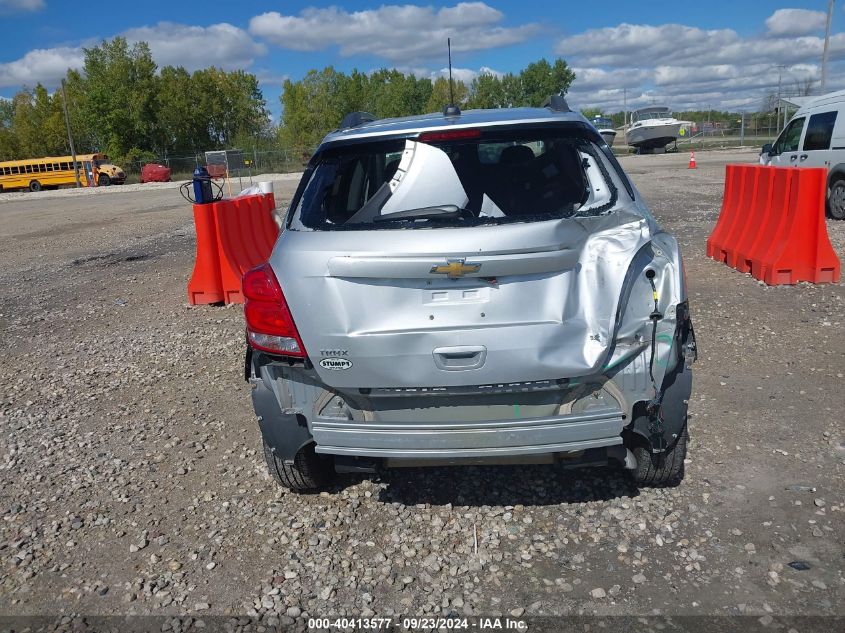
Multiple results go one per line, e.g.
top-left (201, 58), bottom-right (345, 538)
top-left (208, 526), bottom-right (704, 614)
top-left (214, 194), bottom-right (279, 304)
top-left (706, 165), bottom-right (840, 285)
top-left (187, 202), bottom-right (225, 304)
top-left (187, 193), bottom-right (279, 305)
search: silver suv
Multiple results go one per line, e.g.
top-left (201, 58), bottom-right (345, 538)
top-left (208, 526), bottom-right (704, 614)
top-left (244, 98), bottom-right (696, 492)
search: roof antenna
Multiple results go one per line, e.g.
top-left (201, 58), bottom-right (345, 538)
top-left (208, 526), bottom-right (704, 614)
top-left (443, 38), bottom-right (461, 117)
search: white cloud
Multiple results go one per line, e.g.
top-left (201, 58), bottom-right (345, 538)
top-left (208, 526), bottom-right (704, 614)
top-left (0, 47), bottom-right (83, 88)
top-left (249, 3), bottom-right (539, 63)
top-left (0, 0), bottom-right (44, 13)
top-left (0, 22), bottom-right (265, 89)
top-left (556, 23), bottom-right (739, 67)
top-left (765, 8), bottom-right (826, 37)
top-left (254, 70), bottom-right (290, 87)
top-left (430, 66), bottom-right (503, 83)
top-left (571, 67), bottom-right (647, 90)
top-left (123, 22), bottom-right (266, 71)
top-left (556, 16), bottom-right (845, 112)
top-left (438, 67), bottom-right (479, 84)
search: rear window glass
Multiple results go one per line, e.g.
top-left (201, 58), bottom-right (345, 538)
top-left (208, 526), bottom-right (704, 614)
top-left (803, 111), bottom-right (837, 151)
top-left (290, 129), bottom-right (618, 231)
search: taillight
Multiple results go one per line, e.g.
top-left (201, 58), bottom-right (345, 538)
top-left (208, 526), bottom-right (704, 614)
top-left (242, 263), bottom-right (306, 358)
top-left (418, 128), bottom-right (481, 143)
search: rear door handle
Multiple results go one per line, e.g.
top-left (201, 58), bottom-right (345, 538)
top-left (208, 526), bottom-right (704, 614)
top-left (433, 346), bottom-right (487, 371)
top-left (799, 154), bottom-right (808, 161)
top-left (789, 154), bottom-right (798, 162)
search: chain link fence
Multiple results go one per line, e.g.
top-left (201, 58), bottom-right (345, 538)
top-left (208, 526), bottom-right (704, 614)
top-left (607, 118), bottom-right (785, 153)
top-left (115, 113), bottom-right (794, 176)
top-left (119, 148), bottom-right (313, 183)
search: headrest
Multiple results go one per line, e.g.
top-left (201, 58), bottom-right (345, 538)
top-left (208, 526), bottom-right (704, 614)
top-left (499, 145), bottom-right (534, 165)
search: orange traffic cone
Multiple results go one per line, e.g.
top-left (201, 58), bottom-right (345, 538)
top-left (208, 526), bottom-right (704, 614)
top-left (688, 150), bottom-right (697, 169)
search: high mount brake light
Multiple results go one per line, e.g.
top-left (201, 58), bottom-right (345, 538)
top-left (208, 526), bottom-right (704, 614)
top-left (418, 129), bottom-right (481, 143)
top-left (242, 263), bottom-right (307, 358)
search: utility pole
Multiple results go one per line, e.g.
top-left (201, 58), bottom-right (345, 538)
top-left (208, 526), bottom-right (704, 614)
top-left (623, 88), bottom-right (627, 128)
top-left (821, 0), bottom-right (834, 93)
top-left (776, 65), bottom-right (786, 134)
top-left (60, 79), bottom-right (81, 188)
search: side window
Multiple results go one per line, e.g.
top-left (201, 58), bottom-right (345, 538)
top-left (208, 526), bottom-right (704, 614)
top-left (803, 111), bottom-right (837, 151)
top-left (11, 166), bottom-right (19, 174)
top-left (773, 117), bottom-right (805, 154)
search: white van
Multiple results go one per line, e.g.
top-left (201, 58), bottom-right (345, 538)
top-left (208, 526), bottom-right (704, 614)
top-left (760, 89), bottom-right (845, 219)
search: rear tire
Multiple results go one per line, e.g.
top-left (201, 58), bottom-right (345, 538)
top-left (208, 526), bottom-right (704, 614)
top-left (98, 174), bottom-right (111, 187)
top-left (828, 178), bottom-right (845, 220)
top-left (263, 440), bottom-right (335, 492)
top-left (29, 180), bottom-right (42, 192)
top-left (631, 427), bottom-right (688, 487)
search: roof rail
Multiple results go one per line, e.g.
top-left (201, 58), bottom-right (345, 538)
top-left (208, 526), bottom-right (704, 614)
top-left (339, 111), bottom-right (377, 129)
top-left (542, 95), bottom-right (570, 112)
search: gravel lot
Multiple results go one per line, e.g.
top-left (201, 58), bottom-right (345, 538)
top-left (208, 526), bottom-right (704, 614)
top-left (0, 151), bottom-right (843, 630)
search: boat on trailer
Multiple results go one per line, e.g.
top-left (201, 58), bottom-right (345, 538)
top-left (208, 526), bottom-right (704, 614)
top-left (626, 106), bottom-right (683, 152)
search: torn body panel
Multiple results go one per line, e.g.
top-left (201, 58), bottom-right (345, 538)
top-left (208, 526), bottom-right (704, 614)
top-left (273, 210), bottom-right (662, 390)
top-left (247, 111), bottom-right (695, 481)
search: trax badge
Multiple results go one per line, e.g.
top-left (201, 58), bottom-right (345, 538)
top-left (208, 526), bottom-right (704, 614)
top-left (319, 357), bottom-right (353, 371)
top-left (430, 258), bottom-right (481, 279)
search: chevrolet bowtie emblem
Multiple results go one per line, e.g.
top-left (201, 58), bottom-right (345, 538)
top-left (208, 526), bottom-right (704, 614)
top-left (430, 258), bottom-right (482, 279)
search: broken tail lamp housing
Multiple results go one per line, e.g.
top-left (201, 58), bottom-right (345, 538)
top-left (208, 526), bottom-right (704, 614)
top-left (242, 263), bottom-right (307, 358)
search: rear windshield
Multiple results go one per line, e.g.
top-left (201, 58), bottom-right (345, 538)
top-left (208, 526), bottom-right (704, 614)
top-left (289, 127), bottom-right (621, 231)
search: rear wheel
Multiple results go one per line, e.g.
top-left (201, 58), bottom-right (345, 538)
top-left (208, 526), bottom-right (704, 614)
top-left (29, 180), bottom-right (42, 192)
top-left (828, 178), bottom-right (845, 220)
top-left (98, 174), bottom-right (111, 187)
top-left (263, 440), bottom-right (335, 492)
top-left (631, 427), bottom-right (687, 487)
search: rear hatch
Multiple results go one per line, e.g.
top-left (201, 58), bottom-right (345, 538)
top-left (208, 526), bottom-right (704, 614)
top-left (272, 125), bottom-right (650, 389)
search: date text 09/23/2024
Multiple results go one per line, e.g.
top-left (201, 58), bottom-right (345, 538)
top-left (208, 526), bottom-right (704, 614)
top-left (307, 617), bottom-right (528, 630)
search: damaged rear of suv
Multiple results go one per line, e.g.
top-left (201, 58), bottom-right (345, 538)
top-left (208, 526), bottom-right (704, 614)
top-left (245, 100), bottom-right (696, 492)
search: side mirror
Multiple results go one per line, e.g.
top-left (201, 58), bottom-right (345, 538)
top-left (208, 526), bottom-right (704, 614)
top-left (762, 143), bottom-right (773, 155)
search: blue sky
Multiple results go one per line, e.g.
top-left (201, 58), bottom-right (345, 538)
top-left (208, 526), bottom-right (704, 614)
top-left (1, 0), bottom-right (842, 118)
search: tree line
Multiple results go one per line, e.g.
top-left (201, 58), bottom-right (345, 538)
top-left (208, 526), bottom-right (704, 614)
top-left (0, 37), bottom-right (270, 166)
top-left (2, 38), bottom-right (788, 171)
top-left (0, 50), bottom-right (578, 167)
top-left (278, 59), bottom-right (576, 150)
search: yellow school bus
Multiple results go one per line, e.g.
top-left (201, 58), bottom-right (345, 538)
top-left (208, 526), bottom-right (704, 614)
top-left (0, 153), bottom-right (126, 192)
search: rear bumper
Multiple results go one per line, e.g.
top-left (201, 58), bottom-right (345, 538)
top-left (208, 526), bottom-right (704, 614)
top-left (313, 407), bottom-right (624, 459)
top-left (249, 354), bottom-right (627, 462)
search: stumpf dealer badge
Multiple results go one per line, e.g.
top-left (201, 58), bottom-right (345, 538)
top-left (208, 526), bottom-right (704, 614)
top-left (320, 358), bottom-right (353, 370)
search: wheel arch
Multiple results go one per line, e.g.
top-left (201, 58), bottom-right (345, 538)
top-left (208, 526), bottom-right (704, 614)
top-left (248, 350), bottom-right (315, 463)
top-left (827, 164), bottom-right (845, 187)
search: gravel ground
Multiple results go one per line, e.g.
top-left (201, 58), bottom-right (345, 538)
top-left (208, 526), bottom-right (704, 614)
top-left (0, 154), bottom-right (843, 630)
